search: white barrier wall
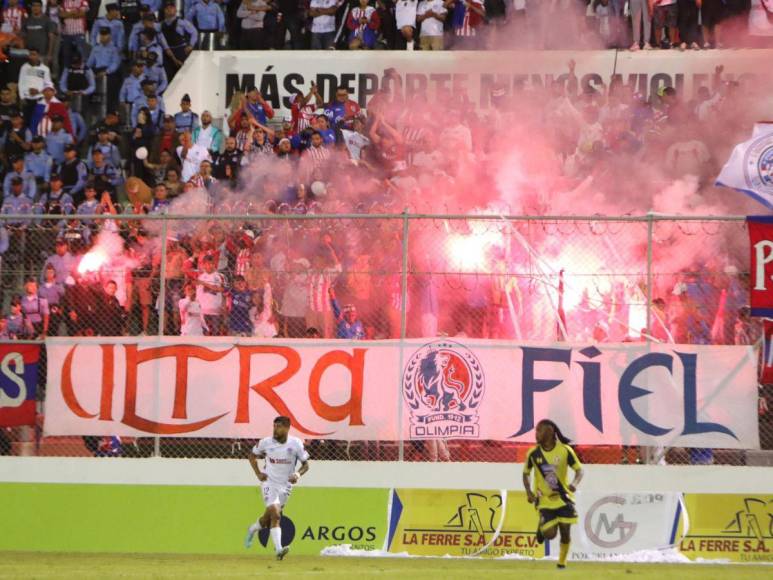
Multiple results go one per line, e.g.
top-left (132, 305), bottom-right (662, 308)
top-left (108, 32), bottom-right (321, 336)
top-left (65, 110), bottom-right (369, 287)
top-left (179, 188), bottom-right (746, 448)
top-left (164, 49), bottom-right (773, 123)
top-left (2, 457), bottom-right (772, 493)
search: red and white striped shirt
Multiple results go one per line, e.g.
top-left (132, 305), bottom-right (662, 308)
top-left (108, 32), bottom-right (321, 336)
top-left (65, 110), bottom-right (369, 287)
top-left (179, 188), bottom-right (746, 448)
top-left (304, 144), bottom-right (330, 168)
top-left (1, 6), bottom-right (26, 34)
top-left (308, 264), bottom-right (342, 313)
top-left (401, 126), bottom-right (425, 167)
top-left (60, 0), bottom-right (89, 36)
top-left (234, 249), bottom-right (251, 278)
top-left (291, 99), bottom-right (316, 134)
top-left (235, 129), bottom-right (251, 153)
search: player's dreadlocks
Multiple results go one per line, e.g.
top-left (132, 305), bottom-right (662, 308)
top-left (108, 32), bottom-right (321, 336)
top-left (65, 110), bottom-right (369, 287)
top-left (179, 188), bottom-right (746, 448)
top-left (537, 419), bottom-right (572, 445)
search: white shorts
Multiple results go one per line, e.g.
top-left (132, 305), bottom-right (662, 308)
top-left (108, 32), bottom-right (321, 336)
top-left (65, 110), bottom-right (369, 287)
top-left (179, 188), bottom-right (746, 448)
top-left (262, 483), bottom-right (291, 508)
top-left (396, 2), bottom-right (418, 29)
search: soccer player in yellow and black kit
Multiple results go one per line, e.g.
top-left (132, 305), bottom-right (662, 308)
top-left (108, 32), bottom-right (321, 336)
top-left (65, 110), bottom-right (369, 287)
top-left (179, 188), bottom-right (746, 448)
top-left (522, 419), bottom-right (584, 570)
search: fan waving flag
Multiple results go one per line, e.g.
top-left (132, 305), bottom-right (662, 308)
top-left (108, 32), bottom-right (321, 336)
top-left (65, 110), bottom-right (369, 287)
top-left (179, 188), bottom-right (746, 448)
top-left (0, 344), bottom-right (40, 427)
top-left (716, 122), bottom-right (773, 209)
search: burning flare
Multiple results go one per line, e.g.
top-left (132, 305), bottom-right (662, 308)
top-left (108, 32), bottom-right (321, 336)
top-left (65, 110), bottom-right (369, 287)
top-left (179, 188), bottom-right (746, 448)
top-left (77, 247), bottom-right (109, 275)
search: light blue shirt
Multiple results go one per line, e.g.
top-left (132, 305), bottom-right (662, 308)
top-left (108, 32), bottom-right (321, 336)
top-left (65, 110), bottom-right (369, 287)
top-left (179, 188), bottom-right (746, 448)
top-left (90, 17), bottom-right (125, 50)
top-left (88, 142), bottom-right (122, 168)
top-left (60, 67), bottom-right (96, 96)
top-left (174, 111), bottom-right (199, 133)
top-left (88, 161), bottom-right (123, 189)
top-left (2, 193), bottom-right (35, 224)
top-left (3, 171), bottom-right (37, 200)
top-left (119, 73), bottom-right (147, 104)
top-left (41, 251), bottom-right (77, 284)
top-left (129, 23), bottom-right (169, 52)
top-left (137, 40), bottom-right (164, 64)
top-left (24, 150), bottom-right (53, 182)
top-left (76, 198), bottom-right (99, 218)
top-left (144, 64), bottom-right (168, 94)
top-left (57, 159), bottom-right (88, 197)
top-left (131, 95), bottom-right (166, 126)
top-left (87, 43), bottom-right (121, 75)
top-left (70, 111), bottom-right (88, 145)
top-left (187, 1), bottom-right (225, 31)
top-left (45, 129), bottom-right (74, 164)
top-left (160, 17), bottom-right (198, 48)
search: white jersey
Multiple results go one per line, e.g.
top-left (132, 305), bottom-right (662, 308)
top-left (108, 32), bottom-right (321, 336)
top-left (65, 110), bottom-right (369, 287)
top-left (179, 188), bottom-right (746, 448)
top-left (196, 271), bottom-right (225, 315)
top-left (341, 129), bottom-right (370, 161)
top-left (179, 297), bottom-right (206, 336)
top-left (396, 0), bottom-right (419, 29)
top-left (177, 144), bottom-right (212, 183)
top-left (252, 436), bottom-right (309, 486)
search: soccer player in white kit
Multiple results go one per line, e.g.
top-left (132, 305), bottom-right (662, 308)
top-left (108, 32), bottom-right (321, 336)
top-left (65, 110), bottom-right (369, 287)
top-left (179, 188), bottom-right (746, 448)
top-left (244, 416), bottom-right (310, 560)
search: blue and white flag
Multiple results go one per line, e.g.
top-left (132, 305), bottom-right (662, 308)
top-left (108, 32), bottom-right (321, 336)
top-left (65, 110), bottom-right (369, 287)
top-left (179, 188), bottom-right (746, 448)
top-left (716, 122), bottom-right (773, 209)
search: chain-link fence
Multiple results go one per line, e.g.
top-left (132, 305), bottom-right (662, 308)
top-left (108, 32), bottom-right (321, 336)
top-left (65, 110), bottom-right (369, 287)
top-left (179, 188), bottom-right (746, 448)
top-left (0, 212), bottom-right (769, 465)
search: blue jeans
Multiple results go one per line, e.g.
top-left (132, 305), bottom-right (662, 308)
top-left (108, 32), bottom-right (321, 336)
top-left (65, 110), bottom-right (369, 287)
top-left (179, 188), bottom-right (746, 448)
top-left (311, 31), bottom-right (335, 49)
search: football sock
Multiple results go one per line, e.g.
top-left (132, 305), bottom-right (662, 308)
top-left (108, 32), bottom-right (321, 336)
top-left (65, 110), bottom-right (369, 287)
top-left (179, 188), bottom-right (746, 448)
top-left (270, 527), bottom-right (283, 553)
top-left (249, 520), bottom-right (263, 534)
top-left (559, 541), bottom-right (570, 567)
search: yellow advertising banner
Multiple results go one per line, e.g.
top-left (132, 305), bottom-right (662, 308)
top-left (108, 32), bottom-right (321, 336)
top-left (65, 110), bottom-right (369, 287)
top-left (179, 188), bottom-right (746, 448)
top-left (679, 495), bottom-right (773, 563)
top-left (386, 489), bottom-right (546, 558)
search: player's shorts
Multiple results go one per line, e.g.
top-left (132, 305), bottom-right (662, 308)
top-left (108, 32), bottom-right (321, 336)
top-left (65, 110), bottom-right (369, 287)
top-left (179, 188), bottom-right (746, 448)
top-left (396, 1), bottom-right (418, 29)
top-left (539, 503), bottom-right (578, 532)
top-left (261, 483), bottom-right (291, 508)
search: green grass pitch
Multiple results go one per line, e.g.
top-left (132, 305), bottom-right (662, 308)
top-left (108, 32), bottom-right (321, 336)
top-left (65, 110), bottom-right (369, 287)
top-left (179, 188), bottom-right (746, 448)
top-left (0, 553), bottom-right (770, 580)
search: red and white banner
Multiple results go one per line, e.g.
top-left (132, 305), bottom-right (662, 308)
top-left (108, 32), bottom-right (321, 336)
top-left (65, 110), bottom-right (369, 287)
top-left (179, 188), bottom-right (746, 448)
top-left (748, 217), bottom-right (773, 317)
top-left (44, 337), bottom-right (759, 448)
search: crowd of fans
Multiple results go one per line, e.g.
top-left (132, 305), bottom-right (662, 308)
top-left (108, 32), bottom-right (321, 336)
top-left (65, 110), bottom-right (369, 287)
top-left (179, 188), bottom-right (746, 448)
top-left (0, 0), bottom-right (770, 459)
top-left (0, 46), bottom-right (766, 346)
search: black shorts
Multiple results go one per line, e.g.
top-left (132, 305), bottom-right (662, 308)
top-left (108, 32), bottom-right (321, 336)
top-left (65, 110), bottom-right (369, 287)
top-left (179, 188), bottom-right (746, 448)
top-left (539, 503), bottom-right (578, 531)
top-left (653, 4), bottom-right (678, 28)
top-left (701, 0), bottom-right (725, 27)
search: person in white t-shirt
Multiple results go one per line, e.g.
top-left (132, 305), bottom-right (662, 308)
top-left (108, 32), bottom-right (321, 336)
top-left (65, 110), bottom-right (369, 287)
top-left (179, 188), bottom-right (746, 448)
top-left (417, 0), bottom-right (450, 50)
top-left (244, 416), bottom-right (310, 561)
top-left (179, 282), bottom-right (207, 336)
top-left (196, 255), bottom-right (225, 335)
top-left (340, 115), bottom-right (371, 162)
top-left (395, 0), bottom-right (419, 49)
top-left (309, 0), bottom-right (340, 49)
top-left (177, 130), bottom-right (212, 183)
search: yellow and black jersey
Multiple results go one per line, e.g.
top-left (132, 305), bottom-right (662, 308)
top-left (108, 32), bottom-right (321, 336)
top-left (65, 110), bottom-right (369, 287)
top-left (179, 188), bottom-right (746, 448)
top-left (523, 441), bottom-right (582, 510)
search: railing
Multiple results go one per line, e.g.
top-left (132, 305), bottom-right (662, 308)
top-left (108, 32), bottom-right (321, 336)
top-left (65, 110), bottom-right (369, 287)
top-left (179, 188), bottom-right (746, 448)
top-left (0, 212), bottom-right (769, 465)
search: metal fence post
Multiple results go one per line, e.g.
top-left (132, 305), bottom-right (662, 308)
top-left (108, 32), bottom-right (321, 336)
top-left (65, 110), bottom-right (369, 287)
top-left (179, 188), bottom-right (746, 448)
top-left (153, 218), bottom-right (169, 458)
top-left (157, 218), bottom-right (169, 337)
top-left (644, 213), bottom-right (654, 465)
top-left (397, 210), bottom-right (410, 462)
top-left (646, 213), bottom-right (654, 342)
